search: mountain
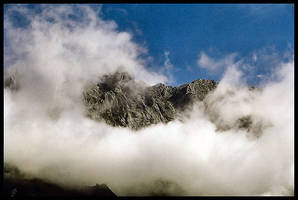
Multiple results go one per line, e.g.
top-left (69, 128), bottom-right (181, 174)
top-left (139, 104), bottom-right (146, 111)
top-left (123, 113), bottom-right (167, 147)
top-left (83, 71), bottom-right (218, 130)
top-left (4, 70), bottom-right (261, 134)
top-left (4, 71), bottom-right (266, 196)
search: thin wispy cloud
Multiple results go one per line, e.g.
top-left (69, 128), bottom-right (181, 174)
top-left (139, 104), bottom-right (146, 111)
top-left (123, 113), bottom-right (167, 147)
top-left (105, 7), bottom-right (128, 16)
top-left (257, 74), bottom-right (264, 79)
top-left (186, 65), bottom-right (193, 72)
top-left (197, 51), bottom-right (237, 73)
top-left (163, 51), bottom-right (174, 71)
top-left (236, 4), bottom-right (292, 18)
top-left (159, 51), bottom-right (176, 85)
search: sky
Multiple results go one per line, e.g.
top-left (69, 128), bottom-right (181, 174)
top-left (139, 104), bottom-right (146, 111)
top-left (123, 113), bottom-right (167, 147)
top-left (4, 4), bottom-right (294, 86)
top-left (100, 4), bottom-right (294, 86)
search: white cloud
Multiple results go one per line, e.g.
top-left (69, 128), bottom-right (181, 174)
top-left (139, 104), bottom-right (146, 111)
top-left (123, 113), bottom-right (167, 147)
top-left (163, 51), bottom-right (174, 71)
top-left (4, 5), bottom-right (167, 87)
top-left (159, 51), bottom-right (175, 84)
top-left (197, 51), bottom-right (237, 72)
top-left (5, 59), bottom-right (294, 195)
top-left (219, 64), bottom-right (245, 87)
top-left (252, 53), bottom-right (258, 62)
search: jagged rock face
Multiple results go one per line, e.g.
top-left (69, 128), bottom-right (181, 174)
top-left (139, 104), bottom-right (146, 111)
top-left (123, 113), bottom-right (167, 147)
top-left (168, 79), bottom-right (218, 110)
top-left (83, 71), bottom-right (217, 130)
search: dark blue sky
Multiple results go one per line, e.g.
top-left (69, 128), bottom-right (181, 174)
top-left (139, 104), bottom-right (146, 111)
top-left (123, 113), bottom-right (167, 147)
top-left (100, 4), bottom-right (294, 86)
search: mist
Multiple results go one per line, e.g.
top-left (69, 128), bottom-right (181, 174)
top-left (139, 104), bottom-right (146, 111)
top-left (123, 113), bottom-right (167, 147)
top-left (4, 5), bottom-right (294, 196)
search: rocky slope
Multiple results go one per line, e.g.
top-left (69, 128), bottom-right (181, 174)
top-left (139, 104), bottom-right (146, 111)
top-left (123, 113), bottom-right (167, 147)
top-left (83, 71), bottom-right (217, 130)
top-left (3, 163), bottom-right (116, 197)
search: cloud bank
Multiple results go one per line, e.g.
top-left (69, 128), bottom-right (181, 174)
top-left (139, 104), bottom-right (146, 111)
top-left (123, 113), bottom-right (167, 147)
top-left (4, 5), bottom-right (294, 196)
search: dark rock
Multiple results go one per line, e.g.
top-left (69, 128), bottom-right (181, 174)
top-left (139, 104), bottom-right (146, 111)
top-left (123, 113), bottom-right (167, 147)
top-left (4, 75), bottom-right (19, 91)
top-left (3, 163), bottom-right (116, 197)
top-left (237, 116), bottom-right (253, 130)
top-left (84, 184), bottom-right (117, 197)
top-left (83, 71), bottom-right (218, 130)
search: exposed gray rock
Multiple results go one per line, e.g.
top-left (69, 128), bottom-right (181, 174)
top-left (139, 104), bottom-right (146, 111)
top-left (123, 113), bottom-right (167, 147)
top-left (83, 71), bottom-right (217, 130)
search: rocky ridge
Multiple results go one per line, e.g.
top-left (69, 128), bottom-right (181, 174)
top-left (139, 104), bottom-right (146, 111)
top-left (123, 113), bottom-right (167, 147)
top-left (4, 71), bottom-right (263, 134)
top-left (83, 71), bottom-right (218, 129)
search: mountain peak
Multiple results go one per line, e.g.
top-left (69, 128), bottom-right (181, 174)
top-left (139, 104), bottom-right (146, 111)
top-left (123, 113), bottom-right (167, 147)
top-left (84, 72), bottom-right (217, 130)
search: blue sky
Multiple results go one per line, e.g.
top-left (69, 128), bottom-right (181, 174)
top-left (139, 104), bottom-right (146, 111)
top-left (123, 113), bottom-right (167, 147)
top-left (100, 4), bottom-right (294, 86)
top-left (4, 4), bottom-right (294, 86)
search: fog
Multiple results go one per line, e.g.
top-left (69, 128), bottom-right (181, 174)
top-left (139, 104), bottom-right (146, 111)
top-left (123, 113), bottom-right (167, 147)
top-left (4, 5), bottom-right (294, 196)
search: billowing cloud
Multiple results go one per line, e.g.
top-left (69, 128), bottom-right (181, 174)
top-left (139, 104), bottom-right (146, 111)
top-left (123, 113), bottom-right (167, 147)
top-left (4, 5), bottom-right (167, 87)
